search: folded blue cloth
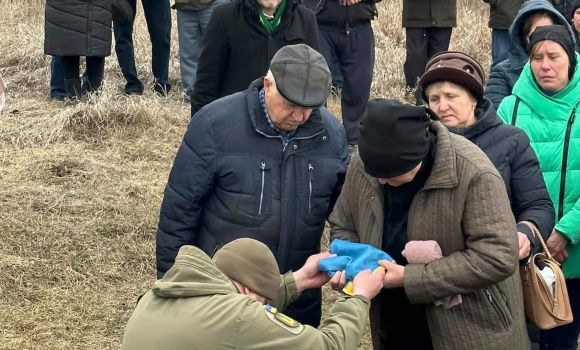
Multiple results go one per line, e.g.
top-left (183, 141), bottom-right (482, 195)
top-left (319, 239), bottom-right (395, 281)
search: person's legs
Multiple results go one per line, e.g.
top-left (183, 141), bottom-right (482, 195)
top-left (177, 10), bottom-right (199, 99)
top-left (317, 27), bottom-right (339, 91)
top-left (142, 0), bottom-right (172, 95)
top-left (62, 56), bottom-right (82, 99)
top-left (330, 53), bottom-right (343, 92)
top-left (491, 28), bottom-right (509, 67)
top-left (50, 56), bottom-right (67, 101)
top-left (403, 27), bottom-right (429, 91)
top-left (336, 24), bottom-right (374, 146)
top-left (85, 56), bottom-right (106, 93)
top-left (539, 278), bottom-right (580, 350)
top-left (113, 0), bottom-right (143, 94)
top-left (426, 27), bottom-right (452, 59)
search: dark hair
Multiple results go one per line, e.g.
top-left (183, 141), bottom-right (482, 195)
top-left (522, 11), bottom-right (556, 38)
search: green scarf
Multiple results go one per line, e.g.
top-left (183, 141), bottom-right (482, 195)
top-left (256, 0), bottom-right (287, 35)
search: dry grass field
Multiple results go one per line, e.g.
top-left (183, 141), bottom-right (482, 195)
top-left (1, 0), bottom-right (492, 349)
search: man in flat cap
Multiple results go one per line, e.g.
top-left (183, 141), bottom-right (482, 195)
top-left (156, 44), bottom-right (349, 328)
top-left (328, 99), bottom-right (528, 349)
top-left (122, 238), bottom-right (385, 349)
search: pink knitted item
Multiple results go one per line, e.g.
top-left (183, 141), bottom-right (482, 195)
top-left (402, 241), bottom-right (462, 309)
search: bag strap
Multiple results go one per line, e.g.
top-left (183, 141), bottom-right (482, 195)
top-left (511, 97), bottom-right (520, 126)
top-left (519, 221), bottom-right (557, 263)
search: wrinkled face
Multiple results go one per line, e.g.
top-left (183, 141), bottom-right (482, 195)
top-left (264, 77), bottom-right (313, 132)
top-left (378, 162), bottom-right (422, 187)
top-left (530, 40), bottom-right (570, 92)
top-left (526, 15), bottom-right (554, 42)
top-left (426, 82), bottom-right (477, 129)
top-left (256, 0), bottom-right (283, 12)
top-left (574, 9), bottom-right (580, 35)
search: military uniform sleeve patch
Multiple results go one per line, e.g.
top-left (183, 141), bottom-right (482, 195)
top-left (265, 304), bottom-right (305, 335)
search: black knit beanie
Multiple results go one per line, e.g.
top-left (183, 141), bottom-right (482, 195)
top-left (528, 25), bottom-right (577, 79)
top-left (358, 99), bottom-right (436, 179)
top-left (572, 0), bottom-right (580, 18)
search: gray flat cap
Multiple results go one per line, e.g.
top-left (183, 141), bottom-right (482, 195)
top-left (269, 44), bottom-right (331, 108)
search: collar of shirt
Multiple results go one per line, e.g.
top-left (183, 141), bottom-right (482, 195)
top-left (259, 88), bottom-right (296, 144)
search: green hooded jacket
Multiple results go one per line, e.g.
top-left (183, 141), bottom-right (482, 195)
top-left (121, 245), bottom-right (371, 350)
top-left (498, 54), bottom-right (580, 279)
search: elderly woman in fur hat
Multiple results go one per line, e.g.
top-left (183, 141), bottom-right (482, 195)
top-left (419, 51), bottom-right (555, 262)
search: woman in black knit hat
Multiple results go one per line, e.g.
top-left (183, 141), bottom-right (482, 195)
top-left (572, 0), bottom-right (580, 40)
top-left (496, 24), bottom-right (580, 350)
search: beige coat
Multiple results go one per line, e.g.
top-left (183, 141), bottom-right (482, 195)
top-left (121, 245), bottom-right (371, 350)
top-left (329, 122), bottom-right (529, 350)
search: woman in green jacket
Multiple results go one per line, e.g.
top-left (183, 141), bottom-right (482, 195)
top-left (498, 24), bottom-right (580, 350)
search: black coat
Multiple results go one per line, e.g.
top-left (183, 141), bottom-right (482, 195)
top-left (448, 99), bottom-right (555, 256)
top-left (158, 79), bottom-right (349, 326)
top-left (482, 0), bottom-right (523, 30)
top-left (44, 0), bottom-right (112, 57)
top-left (402, 0), bottom-right (457, 28)
top-left (301, 0), bottom-right (379, 28)
top-left (190, 0), bottom-right (320, 116)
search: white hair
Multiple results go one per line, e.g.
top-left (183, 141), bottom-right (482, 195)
top-left (265, 69), bottom-right (278, 93)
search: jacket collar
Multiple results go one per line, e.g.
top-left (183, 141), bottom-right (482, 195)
top-left (448, 99), bottom-right (501, 141)
top-left (241, 0), bottom-right (298, 34)
top-left (423, 121), bottom-right (459, 190)
top-left (246, 78), bottom-right (326, 140)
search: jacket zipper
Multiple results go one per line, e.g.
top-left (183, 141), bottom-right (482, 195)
top-left (485, 287), bottom-right (509, 328)
top-left (259, 162), bottom-right (266, 215)
top-left (210, 242), bottom-right (221, 257)
top-left (558, 108), bottom-right (576, 220)
top-left (308, 163), bottom-right (313, 213)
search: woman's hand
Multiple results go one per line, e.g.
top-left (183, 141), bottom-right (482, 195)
top-left (378, 260), bottom-right (405, 289)
top-left (518, 232), bottom-right (531, 259)
top-left (546, 230), bottom-right (568, 262)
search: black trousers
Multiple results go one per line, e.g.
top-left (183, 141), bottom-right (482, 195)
top-left (404, 27), bottom-right (452, 89)
top-left (319, 23), bottom-right (375, 145)
top-left (61, 56), bottom-right (105, 80)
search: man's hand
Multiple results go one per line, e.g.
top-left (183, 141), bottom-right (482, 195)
top-left (379, 260), bottom-right (405, 289)
top-left (352, 269), bottom-right (386, 300)
top-left (518, 232), bottom-right (531, 260)
top-left (342, 0), bottom-right (361, 6)
top-left (294, 252), bottom-right (334, 293)
top-left (329, 269), bottom-right (347, 291)
top-left (546, 230), bottom-right (568, 260)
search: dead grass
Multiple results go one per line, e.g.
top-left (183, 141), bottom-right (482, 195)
top-left (1, 0), bottom-right (494, 349)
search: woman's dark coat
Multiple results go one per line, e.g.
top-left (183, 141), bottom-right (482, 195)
top-left (449, 99), bottom-right (555, 253)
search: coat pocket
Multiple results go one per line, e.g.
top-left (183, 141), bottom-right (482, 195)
top-left (299, 158), bottom-right (337, 229)
top-left (462, 285), bottom-right (513, 332)
top-left (484, 286), bottom-right (512, 329)
top-left (210, 156), bottom-right (277, 226)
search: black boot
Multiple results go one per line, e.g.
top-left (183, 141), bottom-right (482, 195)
top-left (64, 77), bottom-right (82, 101)
top-left (85, 77), bottom-right (103, 94)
